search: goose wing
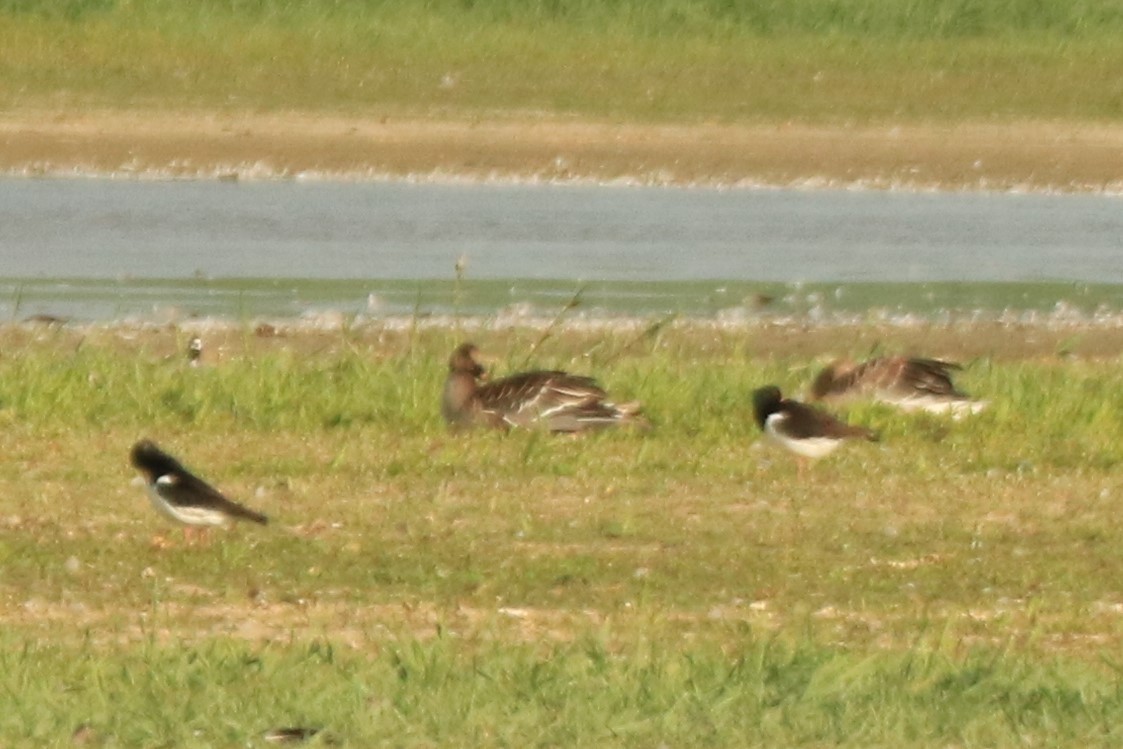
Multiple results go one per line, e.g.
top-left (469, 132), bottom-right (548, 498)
top-left (477, 370), bottom-right (609, 428)
top-left (894, 357), bottom-right (965, 397)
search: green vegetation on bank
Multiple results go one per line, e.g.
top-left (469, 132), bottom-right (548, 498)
top-left (1, 0), bottom-right (1122, 121)
top-left (2, 324), bottom-right (1123, 745)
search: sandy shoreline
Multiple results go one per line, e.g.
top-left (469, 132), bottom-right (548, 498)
top-left (3, 111), bottom-right (1123, 191)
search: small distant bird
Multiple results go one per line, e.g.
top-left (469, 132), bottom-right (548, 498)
top-left (441, 342), bottom-right (648, 433)
top-left (752, 385), bottom-right (877, 468)
top-left (130, 439), bottom-right (267, 542)
top-left (809, 356), bottom-right (987, 417)
top-left (262, 727), bottom-right (326, 744)
top-left (186, 337), bottom-right (203, 367)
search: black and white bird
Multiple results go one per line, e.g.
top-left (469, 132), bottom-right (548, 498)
top-left (752, 385), bottom-right (877, 466)
top-left (186, 337), bottom-right (204, 367)
top-left (130, 439), bottom-right (267, 541)
top-left (809, 356), bottom-right (987, 418)
top-left (441, 342), bottom-right (648, 433)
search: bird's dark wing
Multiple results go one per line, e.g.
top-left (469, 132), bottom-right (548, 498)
top-left (155, 472), bottom-right (268, 525)
top-left (779, 399), bottom-right (877, 441)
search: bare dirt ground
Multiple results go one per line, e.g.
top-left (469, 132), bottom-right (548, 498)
top-left (3, 110), bottom-right (1123, 190)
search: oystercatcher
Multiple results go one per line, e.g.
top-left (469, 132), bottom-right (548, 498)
top-left (752, 385), bottom-right (877, 469)
top-left (130, 439), bottom-right (267, 543)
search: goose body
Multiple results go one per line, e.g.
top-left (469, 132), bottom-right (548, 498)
top-left (811, 356), bottom-right (987, 417)
top-left (442, 343), bottom-right (646, 433)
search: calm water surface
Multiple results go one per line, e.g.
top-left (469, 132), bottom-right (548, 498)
top-left (1, 179), bottom-right (1121, 320)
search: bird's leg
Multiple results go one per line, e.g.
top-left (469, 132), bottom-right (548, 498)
top-left (149, 531), bottom-right (174, 550)
top-left (183, 526), bottom-right (211, 546)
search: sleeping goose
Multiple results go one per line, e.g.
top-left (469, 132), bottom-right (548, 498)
top-left (810, 356), bottom-right (987, 418)
top-left (441, 343), bottom-right (648, 433)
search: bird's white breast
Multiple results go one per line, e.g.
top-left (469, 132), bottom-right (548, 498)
top-left (146, 475), bottom-right (227, 527)
top-left (764, 413), bottom-right (842, 459)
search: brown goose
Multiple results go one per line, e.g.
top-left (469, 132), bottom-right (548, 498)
top-left (441, 343), bottom-right (648, 432)
top-left (752, 385), bottom-right (877, 464)
top-left (810, 356), bottom-right (987, 418)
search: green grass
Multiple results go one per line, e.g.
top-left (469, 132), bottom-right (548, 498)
top-left (9, 0), bottom-right (1123, 38)
top-left (2, 0), bottom-right (1123, 121)
top-left (6, 635), bottom-right (1123, 747)
top-left (2, 323), bottom-right (1123, 744)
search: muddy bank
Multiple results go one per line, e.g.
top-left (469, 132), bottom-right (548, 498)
top-left (3, 111), bottom-right (1123, 191)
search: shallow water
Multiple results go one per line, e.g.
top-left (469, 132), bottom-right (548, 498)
top-left (1, 179), bottom-right (1121, 322)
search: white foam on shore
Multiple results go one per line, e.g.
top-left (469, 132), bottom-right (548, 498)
top-left (18, 302), bottom-right (1123, 339)
top-left (6, 161), bottom-right (1123, 197)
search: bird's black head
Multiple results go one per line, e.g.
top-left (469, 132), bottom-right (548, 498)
top-left (751, 385), bottom-right (784, 430)
top-left (448, 342), bottom-right (486, 378)
top-left (130, 439), bottom-right (183, 480)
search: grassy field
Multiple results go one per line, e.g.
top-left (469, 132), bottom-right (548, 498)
top-left (3, 320), bottom-right (1123, 745)
top-left (5, 2), bottom-right (1123, 744)
top-left (2, 0), bottom-right (1123, 122)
